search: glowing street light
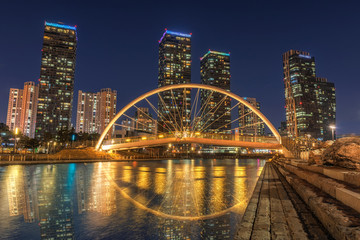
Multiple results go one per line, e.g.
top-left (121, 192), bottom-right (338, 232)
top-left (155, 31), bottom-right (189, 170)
top-left (330, 125), bottom-right (336, 141)
top-left (14, 127), bottom-right (19, 153)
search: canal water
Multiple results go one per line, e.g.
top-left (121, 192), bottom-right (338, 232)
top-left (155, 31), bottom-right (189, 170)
top-left (0, 159), bottom-right (265, 239)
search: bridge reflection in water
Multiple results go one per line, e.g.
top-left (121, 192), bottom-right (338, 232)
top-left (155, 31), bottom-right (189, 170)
top-left (0, 159), bottom-right (265, 239)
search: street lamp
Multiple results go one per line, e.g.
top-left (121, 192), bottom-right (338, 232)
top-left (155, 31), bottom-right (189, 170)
top-left (14, 127), bottom-right (19, 153)
top-left (330, 125), bottom-right (336, 141)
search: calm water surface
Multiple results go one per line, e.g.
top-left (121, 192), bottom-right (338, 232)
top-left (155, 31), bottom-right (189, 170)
top-left (0, 159), bottom-right (265, 239)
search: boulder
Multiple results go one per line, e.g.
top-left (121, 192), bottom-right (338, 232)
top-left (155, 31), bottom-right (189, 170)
top-left (309, 149), bottom-right (325, 165)
top-left (322, 137), bottom-right (360, 170)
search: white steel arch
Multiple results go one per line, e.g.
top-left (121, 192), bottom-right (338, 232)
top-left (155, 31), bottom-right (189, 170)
top-left (95, 84), bottom-right (281, 150)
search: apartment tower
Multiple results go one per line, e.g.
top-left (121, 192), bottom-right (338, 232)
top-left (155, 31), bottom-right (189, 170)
top-left (200, 50), bottom-right (231, 134)
top-left (283, 50), bottom-right (336, 140)
top-left (35, 22), bottom-right (77, 140)
top-left (158, 29), bottom-right (191, 133)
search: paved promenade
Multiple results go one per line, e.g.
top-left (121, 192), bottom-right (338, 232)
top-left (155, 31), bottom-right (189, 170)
top-left (235, 162), bottom-right (331, 240)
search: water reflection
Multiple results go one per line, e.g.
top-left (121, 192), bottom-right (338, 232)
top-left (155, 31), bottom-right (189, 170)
top-left (0, 159), bottom-right (265, 239)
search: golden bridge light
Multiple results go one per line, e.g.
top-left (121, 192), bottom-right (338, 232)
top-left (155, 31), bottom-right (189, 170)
top-left (126, 138), bottom-right (131, 142)
top-left (141, 136), bottom-right (147, 140)
top-left (158, 134), bottom-right (164, 138)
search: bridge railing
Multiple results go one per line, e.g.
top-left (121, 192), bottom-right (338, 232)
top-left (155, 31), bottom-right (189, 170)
top-left (103, 133), bottom-right (279, 146)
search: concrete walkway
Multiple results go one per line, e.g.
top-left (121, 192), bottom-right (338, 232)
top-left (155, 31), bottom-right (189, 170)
top-left (235, 162), bottom-right (332, 240)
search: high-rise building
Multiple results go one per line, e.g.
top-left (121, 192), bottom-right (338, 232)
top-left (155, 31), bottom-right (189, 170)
top-left (6, 88), bottom-right (23, 132)
top-left (20, 82), bottom-right (39, 138)
top-left (200, 50), bottom-right (231, 134)
top-left (158, 29), bottom-right (191, 133)
top-left (315, 77), bottom-right (336, 140)
top-left (75, 89), bottom-right (117, 138)
top-left (35, 22), bottom-right (77, 140)
top-left (6, 82), bottom-right (39, 138)
top-left (97, 88), bottom-right (117, 139)
top-left (75, 91), bottom-right (98, 134)
top-left (283, 50), bottom-right (336, 140)
top-left (238, 97), bottom-right (265, 136)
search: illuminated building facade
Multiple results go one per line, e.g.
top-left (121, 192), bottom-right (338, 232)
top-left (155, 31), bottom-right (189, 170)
top-left (314, 77), bottom-right (336, 140)
top-left (35, 22), bottom-right (77, 140)
top-left (6, 88), bottom-right (23, 132)
top-left (135, 107), bottom-right (156, 134)
top-left (75, 91), bottom-right (98, 134)
top-left (6, 82), bottom-right (39, 138)
top-left (158, 29), bottom-right (191, 133)
top-left (75, 88), bottom-right (116, 137)
top-left (97, 88), bottom-right (117, 138)
top-left (20, 82), bottom-right (39, 138)
top-left (200, 50), bottom-right (231, 134)
top-left (283, 50), bottom-right (336, 140)
top-left (238, 97), bottom-right (264, 136)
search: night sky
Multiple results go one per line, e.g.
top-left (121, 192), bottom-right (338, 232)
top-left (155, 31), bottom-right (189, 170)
top-left (1, 1), bottom-right (359, 135)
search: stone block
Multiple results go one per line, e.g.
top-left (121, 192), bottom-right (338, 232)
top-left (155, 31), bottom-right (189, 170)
top-left (344, 172), bottom-right (360, 187)
top-left (298, 164), bottom-right (324, 174)
top-left (323, 168), bottom-right (347, 181)
top-left (251, 230), bottom-right (270, 240)
top-left (336, 187), bottom-right (360, 213)
top-left (270, 212), bottom-right (286, 223)
top-left (271, 223), bottom-right (290, 239)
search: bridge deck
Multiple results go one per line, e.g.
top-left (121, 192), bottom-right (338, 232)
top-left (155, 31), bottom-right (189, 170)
top-left (235, 162), bottom-right (331, 240)
top-left (102, 137), bottom-right (282, 150)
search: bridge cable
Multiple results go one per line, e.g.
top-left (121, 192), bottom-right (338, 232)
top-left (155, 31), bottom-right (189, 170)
top-left (132, 104), bottom-right (162, 133)
top-left (213, 109), bottom-right (260, 132)
top-left (157, 92), bottom-right (182, 132)
top-left (170, 89), bottom-right (185, 132)
top-left (190, 90), bottom-right (214, 133)
top-left (194, 94), bottom-right (228, 133)
top-left (158, 93), bottom-right (180, 132)
top-left (157, 93), bottom-right (182, 132)
top-left (144, 97), bottom-right (176, 134)
top-left (199, 101), bottom-right (241, 133)
top-left (188, 88), bottom-right (200, 130)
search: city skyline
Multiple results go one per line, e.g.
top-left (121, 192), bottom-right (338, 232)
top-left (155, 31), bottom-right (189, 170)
top-left (0, 1), bottom-right (359, 135)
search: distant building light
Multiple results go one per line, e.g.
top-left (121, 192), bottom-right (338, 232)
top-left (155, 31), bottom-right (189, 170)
top-left (200, 50), bottom-right (230, 60)
top-left (45, 21), bottom-right (77, 30)
top-left (299, 54), bottom-right (311, 59)
top-left (159, 29), bottom-right (191, 43)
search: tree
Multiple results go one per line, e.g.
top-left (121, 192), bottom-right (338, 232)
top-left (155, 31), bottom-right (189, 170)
top-left (0, 123), bottom-right (12, 153)
top-left (26, 138), bottom-right (40, 153)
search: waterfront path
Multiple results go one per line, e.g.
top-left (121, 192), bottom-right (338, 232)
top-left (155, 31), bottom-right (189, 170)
top-left (235, 162), bottom-right (331, 240)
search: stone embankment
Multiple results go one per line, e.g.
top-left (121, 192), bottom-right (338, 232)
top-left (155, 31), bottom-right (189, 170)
top-left (235, 162), bottom-right (331, 240)
top-left (236, 160), bottom-right (360, 239)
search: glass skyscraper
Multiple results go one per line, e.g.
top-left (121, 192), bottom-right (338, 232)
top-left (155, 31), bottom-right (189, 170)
top-left (200, 50), bottom-right (231, 134)
top-left (283, 50), bottom-right (336, 140)
top-left (35, 22), bottom-right (77, 140)
top-left (157, 29), bottom-right (191, 133)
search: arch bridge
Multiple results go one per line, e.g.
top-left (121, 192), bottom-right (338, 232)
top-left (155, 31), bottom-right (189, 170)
top-left (95, 84), bottom-right (283, 152)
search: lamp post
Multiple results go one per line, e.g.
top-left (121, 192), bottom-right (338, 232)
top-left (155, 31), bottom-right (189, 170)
top-left (14, 127), bottom-right (19, 154)
top-left (330, 125), bottom-right (336, 141)
top-left (53, 142), bottom-right (57, 153)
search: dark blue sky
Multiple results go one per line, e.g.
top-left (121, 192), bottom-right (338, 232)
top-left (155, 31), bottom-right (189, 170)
top-left (1, 0), bottom-right (359, 135)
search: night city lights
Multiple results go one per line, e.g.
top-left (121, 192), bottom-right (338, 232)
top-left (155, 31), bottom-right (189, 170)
top-left (0, 1), bottom-right (360, 240)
